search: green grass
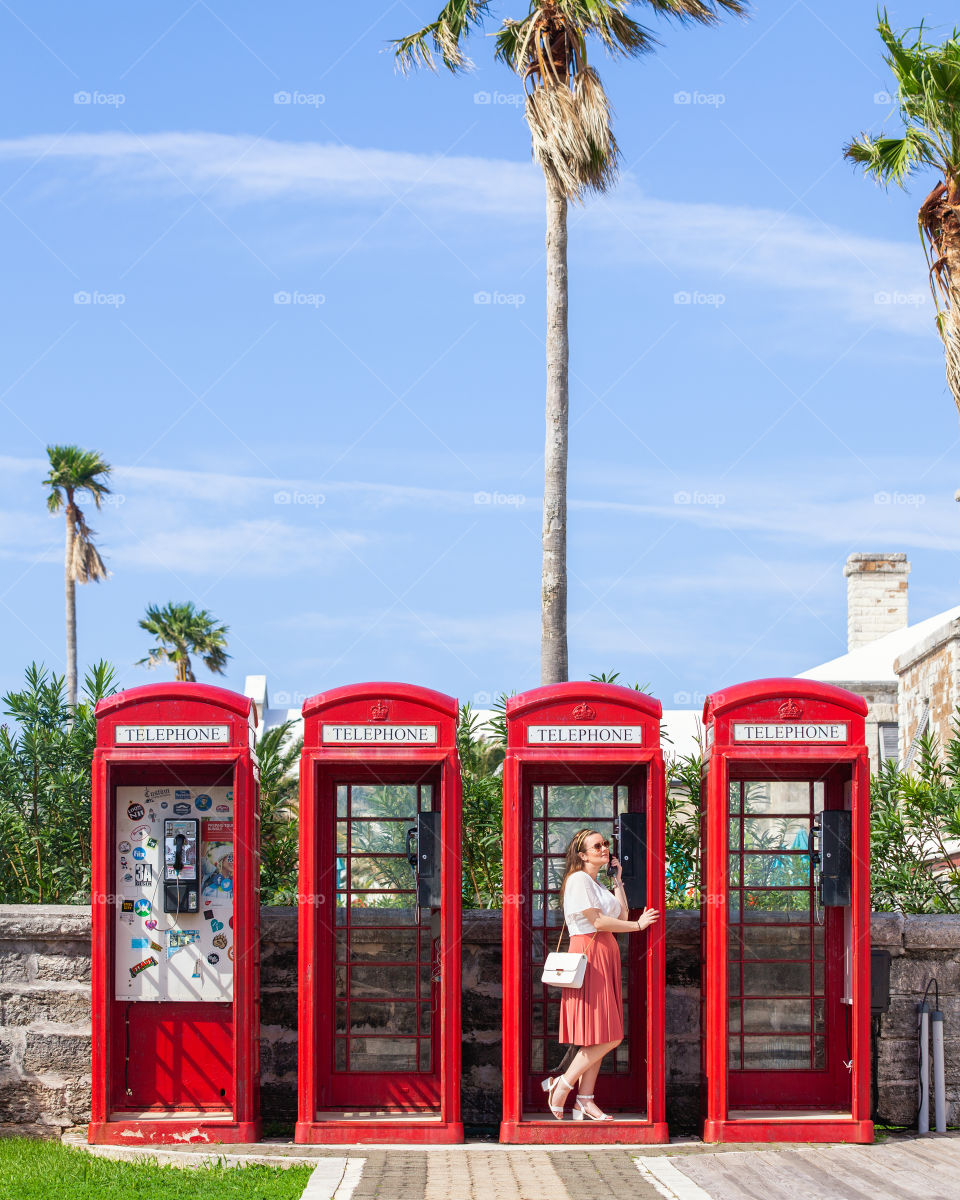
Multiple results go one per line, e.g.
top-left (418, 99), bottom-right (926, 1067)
top-left (0, 1139), bottom-right (314, 1200)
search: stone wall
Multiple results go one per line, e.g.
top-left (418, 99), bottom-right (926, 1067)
top-left (817, 681), bottom-right (897, 776)
top-left (0, 906), bottom-right (955, 1137)
top-left (895, 619), bottom-right (960, 764)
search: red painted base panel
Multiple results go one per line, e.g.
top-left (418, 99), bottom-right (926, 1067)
top-left (500, 1120), bottom-right (669, 1145)
top-left (701, 1118), bottom-right (873, 1144)
top-left (295, 1120), bottom-right (464, 1145)
top-left (88, 1118), bottom-right (262, 1146)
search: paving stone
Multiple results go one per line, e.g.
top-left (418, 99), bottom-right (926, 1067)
top-left (551, 1149), bottom-right (662, 1200)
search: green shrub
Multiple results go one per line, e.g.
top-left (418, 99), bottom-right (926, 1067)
top-left (459, 703), bottom-right (505, 907)
top-left (0, 661), bottom-right (117, 903)
top-left (871, 719), bottom-right (960, 913)
top-left (665, 752), bottom-right (702, 908)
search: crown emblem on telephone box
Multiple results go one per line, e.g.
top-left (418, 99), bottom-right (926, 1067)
top-left (572, 703), bottom-right (597, 721)
top-left (369, 700), bottom-right (390, 721)
top-left (778, 698), bottom-right (803, 720)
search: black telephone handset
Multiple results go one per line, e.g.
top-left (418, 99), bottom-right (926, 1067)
top-left (811, 810), bottom-right (852, 907)
top-left (606, 834), bottom-right (619, 880)
top-left (163, 818), bottom-right (199, 914)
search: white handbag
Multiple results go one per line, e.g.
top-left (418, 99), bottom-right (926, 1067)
top-left (540, 927), bottom-right (596, 989)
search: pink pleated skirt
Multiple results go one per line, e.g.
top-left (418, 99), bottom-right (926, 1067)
top-left (558, 931), bottom-right (623, 1045)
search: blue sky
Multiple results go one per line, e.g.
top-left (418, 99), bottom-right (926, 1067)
top-left (1, 1), bottom-right (959, 711)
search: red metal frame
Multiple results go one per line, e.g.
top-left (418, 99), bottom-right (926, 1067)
top-left (500, 682), bottom-right (668, 1144)
top-left (700, 678), bottom-right (872, 1144)
top-left (295, 683), bottom-right (463, 1145)
top-left (89, 683), bottom-right (261, 1145)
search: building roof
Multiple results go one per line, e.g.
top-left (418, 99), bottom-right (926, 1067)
top-left (798, 605), bottom-right (960, 685)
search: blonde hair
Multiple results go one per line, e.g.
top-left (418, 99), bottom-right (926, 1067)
top-left (558, 827), bottom-right (598, 904)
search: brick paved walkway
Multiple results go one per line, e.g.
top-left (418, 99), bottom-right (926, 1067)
top-left (63, 1129), bottom-right (960, 1200)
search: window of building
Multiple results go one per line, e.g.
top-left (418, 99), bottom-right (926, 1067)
top-left (879, 723), bottom-right (899, 766)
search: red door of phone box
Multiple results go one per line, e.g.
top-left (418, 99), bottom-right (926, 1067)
top-left (700, 678), bottom-right (872, 1144)
top-left (89, 683), bottom-right (261, 1145)
top-left (295, 683), bottom-right (463, 1144)
top-left (500, 682), bottom-right (668, 1144)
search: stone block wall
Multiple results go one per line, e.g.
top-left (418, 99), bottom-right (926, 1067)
top-left (0, 907), bottom-right (91, 1139)
top-left (0, 905), bottom-right (956, 1136)
top-left (844, 553), bottom-right (910, 652)
top-left (831, 681), bottom-right (897, 775)
top-left (895, 620), bottom-right (960, 763)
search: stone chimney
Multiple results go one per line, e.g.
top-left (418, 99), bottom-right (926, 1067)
top-left (844, 553), bottom-right (910, 651)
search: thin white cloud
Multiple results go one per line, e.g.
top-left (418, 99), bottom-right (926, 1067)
top-left (114, 519), bottom-right (368, 577)
top-left (2, 454), bottom-right (957, 564)
top-left (0, 132), bottom-right (932, 335)
top-left (572, 490), bottom-right (960, 552)
top-left (283, 607), bottom-right (536, 649)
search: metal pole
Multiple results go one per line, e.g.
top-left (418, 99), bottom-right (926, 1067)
top-left (932, 1010), bottom-right (946, 1134)
top-left (918, 1002), bottom-right (930, 1134)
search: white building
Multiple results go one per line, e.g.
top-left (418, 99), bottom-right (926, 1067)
top-left (800, 553), bottom-right (960, 771)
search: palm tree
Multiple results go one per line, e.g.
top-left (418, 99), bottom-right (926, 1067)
top-left (137, 601), bottom-right (230, 682)
top-left (42, 445), bottom-right (112, 708)
top-left (394, 2), bottom-right (744, 684)
top-left (845, 14), bottom-right (960, 420)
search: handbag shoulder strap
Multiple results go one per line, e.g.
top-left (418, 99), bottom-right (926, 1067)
top-left (554, 921), bottom-right (598, 953)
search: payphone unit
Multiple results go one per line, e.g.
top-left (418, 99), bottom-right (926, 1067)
top-left (163, 817), bottom-right (200, 913)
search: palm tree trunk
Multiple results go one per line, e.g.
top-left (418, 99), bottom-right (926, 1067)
top-left (941, 183), bottom-right (960, 419)
top-left (64, 505), bottom-right (77, 708)
top-left (541, 171), bottom-right (569, 685)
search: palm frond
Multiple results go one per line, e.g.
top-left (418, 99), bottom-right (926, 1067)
top-left (393, 0), bottom-right (492, 74)
top-left (564, 2), bottom-right (655, 58)
top-left (494, 16), bottom-right (534, 70)
top-left (843, 128), bottom-right (935, 186)
top-left (70, 514), bottom-right (109, 585)
top-left (527, 65), bottom-right (620, 199)
top-left (615, 0), bottom-right (747, 23)
top-left (44, 444), bottom-right (112, 512)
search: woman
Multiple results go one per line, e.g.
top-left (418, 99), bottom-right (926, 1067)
top-left (544, 827), bottom-right (659, 1121)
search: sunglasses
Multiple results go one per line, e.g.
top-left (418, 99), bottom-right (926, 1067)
top-left (584, 839), bottom-right (610, 852)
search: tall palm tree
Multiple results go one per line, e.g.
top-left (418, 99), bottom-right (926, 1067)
top-left (845, 14), bottom-right (960, 421)
top-left (394, 1), bottom-right (744, 684)
top-left (137, 601), bottom-right (230, 682)
top-left (42, 445), bottom-right (112, 708)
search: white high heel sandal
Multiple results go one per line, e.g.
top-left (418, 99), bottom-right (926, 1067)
top-left (571, 1093), bottom-right (614, 1121)
top-left (543, 1075), bottom-right (573, 1120)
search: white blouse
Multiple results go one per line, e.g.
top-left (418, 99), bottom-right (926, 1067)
top-left (562, 870), bottom-right (621, 936)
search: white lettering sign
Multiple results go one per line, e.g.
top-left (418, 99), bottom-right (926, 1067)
top-left (322, 724), bottom-right (438, 744)
top-left (526, 725), bottom-right (643, 745)
top-left (115, 725), bottom-right (230, 745)
top-left (732, 722), bottom-right (848, 743)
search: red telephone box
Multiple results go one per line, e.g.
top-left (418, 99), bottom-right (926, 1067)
top-left (500, 682), bottom-right (667, 1144)
top-left (295, 683), bottom-right (463, 1144)
top-left (89, 683), bottom-right (261, 1145)
top-left (700, 678), bottom-right (872, 1143)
